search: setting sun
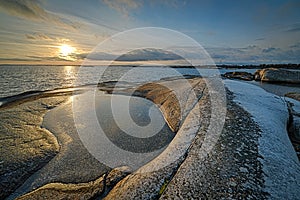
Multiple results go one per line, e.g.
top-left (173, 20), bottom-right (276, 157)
top-left (59, 44), bottom-right (75, 57)
top-left (58, 44), bottom-right (77, 61)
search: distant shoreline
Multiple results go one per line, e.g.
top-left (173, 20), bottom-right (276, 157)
top-left (0, 63), bottom-right (299, 69)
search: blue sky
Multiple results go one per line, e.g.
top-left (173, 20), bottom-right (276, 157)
top-left (0, 0), bottom-right (299, 65)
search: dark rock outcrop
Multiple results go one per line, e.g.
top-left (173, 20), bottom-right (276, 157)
top-left (254, 68), bottom-right (300, 83)
top-left (285, 92), bottom-right (300, 102)
top-left (286, 99), bottom-right (300, 159)
top-left (222, 71), bottom-right (254, 81)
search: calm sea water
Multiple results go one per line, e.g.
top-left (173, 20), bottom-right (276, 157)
top-left (5, 65), bottom-right (299, 99)
top-left (1, 65), bottom-right (251, 98)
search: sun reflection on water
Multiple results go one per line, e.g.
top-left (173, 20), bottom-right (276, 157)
top-left (63, 65), bottom-right (77, 86)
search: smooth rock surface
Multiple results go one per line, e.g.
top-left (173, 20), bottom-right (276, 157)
top-left (7, 96), bottom-right (109, 200)
top-left (254, 68), bottom-right (300, 83)
top-left (222, 71), bottom-right (254, 81)
top-left (161, 90), bottom-right (266, 199)
top-left (16, 175), bottom-right (106, 200)
top-left (16, 166), bottom-right (131, 200)
top-left (226, 80), bottom-right (300, 199)
top-left (104, 78), bottom-right (211, 200)
top-left (103, 78), bottom-right (207, 133)
top-left (0, 96), bottom-right (67, 199)
top-left (3, 77), bottom-right (300, 200)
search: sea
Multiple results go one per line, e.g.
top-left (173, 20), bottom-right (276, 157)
top-left (0, 65), bottom-right (299, 101)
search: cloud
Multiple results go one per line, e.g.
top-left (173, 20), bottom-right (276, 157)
top-left (102, 0), bottom-right (183, 17)
top-left (102, 0), bottom-right (141, 17)
top-left (3, 44), bottom-right (299, 65)
top-left (242, 45), bottom-right (260, 50)
top-left (0, 0), bottom-right (45, 20)
top-left (13, 48), bottom-right (184, 63)
top-left (116, 48), bottom-right (182, 61)
top-left (83, 48), bottom-right (182, 61)
top-left (278, 1), bottom-right (300, 18)
top-left (255, 38), bottom-right (265, 41)
top-left (286, 27), bottom-right (300, 32)
top-left (281, 22), bottom-right (300, 32)
top-left (206, 45), bottom-right (300, 64)
top-left (0, 0), bottom-right (80, 29)
top-left (25, 32), bottom-right (52, 40)
top-left (0, 57), bottom-right (41, 61)
top-left (262, 47), bottom-right (279, 53)
top-left (25, 32), bottom-right (71, 42)
top-left (27, 55), bottom-right (79, 62)
top-left (289, 43), bottom-right (300, 49)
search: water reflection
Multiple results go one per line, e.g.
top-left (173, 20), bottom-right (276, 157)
top-left (63, 66), bottom-right (77, 86)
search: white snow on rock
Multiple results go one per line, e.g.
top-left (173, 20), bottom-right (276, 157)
top-left (225, 80), bottom-right (300, 199)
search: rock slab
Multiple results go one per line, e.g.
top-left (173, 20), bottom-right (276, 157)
top-left (255, 68), bottom-right (300, 83)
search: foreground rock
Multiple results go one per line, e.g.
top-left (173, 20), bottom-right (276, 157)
top-left (104, 86), bottom-right (267, 199)
top-left (254, 68), bottom-right (300, 83)
top-left (1, 88), bottom-right (110, 199)
top-left (104, 78), bottom-right (216, 199)
top-left (161, 90), bottom-right (265, 199)
top-left (2, 77), bottom-right (300, 199)
top-left (8, 94), bottom-right (114, 199)
top-left (226, 80), bottom-right (300, 199)
top-left (0, 96), bottom-right (67, 199)
top-left (16, 166), bottom-right (130, 200)
top-left (5, 77), bottom-right (196, 199)
top-left (99, 78), bottom-right (207, 133)
top-left (105, 79), bottom-right (300, 199)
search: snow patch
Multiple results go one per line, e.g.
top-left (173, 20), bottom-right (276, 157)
top-left (225, 80), bottom-right (300, 199)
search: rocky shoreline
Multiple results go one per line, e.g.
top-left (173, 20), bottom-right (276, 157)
top-left (0, 75), bottom-right (299, 199)
top-left (0, 95), bottom-right (67, 199)
top-left (222, 67), bottom-right (300, 84)
top-left (222, 67), bottom-right (300, 158)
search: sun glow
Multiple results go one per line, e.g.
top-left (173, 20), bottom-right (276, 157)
top-left (58, 44), bottom-right (76, 60)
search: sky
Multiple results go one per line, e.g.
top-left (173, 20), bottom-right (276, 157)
top-left (0, 0), bottom-right (300, 65)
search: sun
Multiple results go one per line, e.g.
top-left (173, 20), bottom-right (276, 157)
top-left (59, 44), bottom-right (75, 57)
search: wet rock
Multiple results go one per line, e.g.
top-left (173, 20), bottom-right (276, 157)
top-left (222, 71), bottom-right (254, 81)
top-left (254, 68), bottom-right (300, 83)
top-left (105, 166), bottom-right (131, 187)
top-left (16, 174), bottom-right (106, 200)
top-left (135, 78), bottom-right (206, 132)
top-left (97, 81), bottom-right (137, 93)
top-left (103, 79), bottom-right (211, 200)
top-left (101, 166), bottom-right (131, 197)
top-left (0, 97), bottom-right (67, 199)
top-left (9, 94), bottom-right (111, 199)
top-left (4, 76), bottom-right (297, 199)
top-left (285, 92), bottom-right (300, 102)
top-left (17, 166), bottom-right (131, 200)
